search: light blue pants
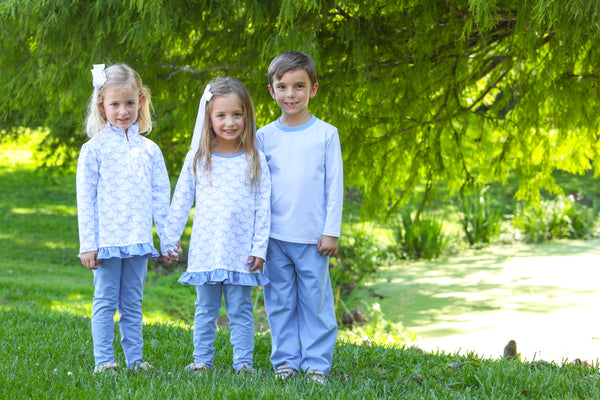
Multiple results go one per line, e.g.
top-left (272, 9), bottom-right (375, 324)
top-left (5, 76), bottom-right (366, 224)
top-left (91, 256), bottom-right (147, 368)
top-left (193, 283), bottom-right (254, 370)
top-left (264, 239), bottom-right (338, 375)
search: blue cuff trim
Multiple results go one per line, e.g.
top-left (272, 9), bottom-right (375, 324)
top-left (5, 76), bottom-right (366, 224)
top-left (178, 269), bottom-right (269, 286)
top-left (97, 243), bottom-right (159, 260)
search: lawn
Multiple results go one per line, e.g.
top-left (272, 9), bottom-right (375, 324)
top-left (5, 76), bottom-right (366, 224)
top-left (1, 133), bottom-right (599, 399)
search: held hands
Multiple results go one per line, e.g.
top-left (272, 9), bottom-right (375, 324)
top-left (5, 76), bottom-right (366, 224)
top-left (163, 241), bottom-right (183, 264)
top-left (248, 256), bottom-right (264, 272)
top-left (317, 235), bottom-right (339, 257)
top-left (80, 250), bottom-right (99, 270)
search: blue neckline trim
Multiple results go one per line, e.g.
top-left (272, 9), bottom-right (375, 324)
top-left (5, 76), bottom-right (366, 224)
top-left (212, 150), bottom-right (245, 158)
top-left (274, 115), bottom-right (317, 132)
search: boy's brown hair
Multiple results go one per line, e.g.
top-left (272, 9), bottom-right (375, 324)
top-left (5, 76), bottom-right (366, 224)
top-left (267, 51), bottom-right (318, 87)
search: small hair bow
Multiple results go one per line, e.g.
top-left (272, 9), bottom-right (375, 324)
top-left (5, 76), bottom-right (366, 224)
top-left (190, 85), bottom-right (213, 152)
top-left (91, 64), bottom-right (107, 89)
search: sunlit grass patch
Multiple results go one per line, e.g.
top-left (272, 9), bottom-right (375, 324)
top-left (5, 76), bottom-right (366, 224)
top-left (50, 299), bottom-right (92, 315)
top-left (0, 127), bottom-right (49, 166)
top-left (9, 204), bottom-right (77, 216)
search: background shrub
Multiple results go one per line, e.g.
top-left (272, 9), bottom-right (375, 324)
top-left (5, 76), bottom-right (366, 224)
top-left (329, 224), bottom-right (395, 300)
top-left (513, 195), bottom-right (598, 242)
top-left (392, 209), bottom-right (448, 260)
top-left (459, 187), bottom-right (503, 246)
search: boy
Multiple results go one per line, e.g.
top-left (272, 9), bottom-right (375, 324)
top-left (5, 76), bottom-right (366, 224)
top-left (257, 51), bottom-right (344, 383)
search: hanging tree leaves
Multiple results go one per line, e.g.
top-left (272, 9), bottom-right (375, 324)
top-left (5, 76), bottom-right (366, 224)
top-left (1, 0), bottom-right (600, 218)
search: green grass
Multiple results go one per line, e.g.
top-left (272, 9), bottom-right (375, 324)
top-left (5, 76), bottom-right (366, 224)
top-left (2, 307), bottom-right (599, 399)
top-left (2, 134), bottom-right (600, 399)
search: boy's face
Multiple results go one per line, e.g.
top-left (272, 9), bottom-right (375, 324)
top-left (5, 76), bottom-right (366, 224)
top-left (268, 69), bottom-right (318, 125)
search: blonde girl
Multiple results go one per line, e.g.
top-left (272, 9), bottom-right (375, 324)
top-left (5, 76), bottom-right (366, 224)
top-left (76, 63), bottom-right (171, 373)
top-left (163, 77), bottom-right (271, 374)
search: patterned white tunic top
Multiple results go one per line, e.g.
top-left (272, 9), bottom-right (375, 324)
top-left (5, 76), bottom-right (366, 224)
top-left (163, 150), bottom-right (271, 286)
top-left (76, 122), bottom-right (171, 259)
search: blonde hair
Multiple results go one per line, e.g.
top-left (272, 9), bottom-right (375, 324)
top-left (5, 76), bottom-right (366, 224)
top-left (84, 64), bottom-right (152, 137)
top-left (193, 77), bottom-right (261, 191)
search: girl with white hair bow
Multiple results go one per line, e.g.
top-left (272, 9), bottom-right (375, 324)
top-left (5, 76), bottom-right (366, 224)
top-left (163, 77), bottom-right (271, 375)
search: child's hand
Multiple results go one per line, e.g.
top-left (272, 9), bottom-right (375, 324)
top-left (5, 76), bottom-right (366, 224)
top-left (248, 256), bottom-right (264, 272)
top-left (163, 252), bottom-right (173, 264)
top-left (81, 250), bottom-right (99, 270)
top-left (317, 235), bottom-right (339, 257)
top-left (163, 241), bottom-right (183, 264)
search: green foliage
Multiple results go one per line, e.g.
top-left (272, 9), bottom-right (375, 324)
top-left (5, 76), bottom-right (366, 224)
top-left (393, 209), bottom-right (448, 260)
top-left (340, 302), bottom-right (416, 346)
top-left (330, 223), bottom-right (393, 298)
top-left (513, 195), bottom-right (599, 243)
top-left (3, 1), bottom-right (600, 216)
top-left (459, 187), bottom-right (503, 246)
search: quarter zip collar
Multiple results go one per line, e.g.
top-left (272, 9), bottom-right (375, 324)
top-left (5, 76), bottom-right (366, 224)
top-left (103, 122), bottom-right (141, 171)
top-left (105, 121), bottom-right (140, 140)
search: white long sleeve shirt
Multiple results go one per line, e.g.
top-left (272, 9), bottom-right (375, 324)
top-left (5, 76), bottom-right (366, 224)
top-left (76, 122), bottom-right (171, 259)
top-left (257, 115), bottom-right (343, 244)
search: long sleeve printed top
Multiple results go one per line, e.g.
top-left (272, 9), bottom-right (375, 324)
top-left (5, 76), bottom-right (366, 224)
top-left (162, 150), bottom-right (271, 286)
top-left (76, 122), bottom-right (171, 259)
top-left (257, 115), bottom-right (343, 244)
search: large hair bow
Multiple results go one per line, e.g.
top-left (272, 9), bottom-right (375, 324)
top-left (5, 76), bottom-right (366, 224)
top-left (91, 64), bottom-right (107, 89)
top-left (190, 85), bottom-right (213, 152)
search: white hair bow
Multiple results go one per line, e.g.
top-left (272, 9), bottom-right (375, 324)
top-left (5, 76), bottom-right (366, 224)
top-left (91, 64), bottom-right (107, 89)
top-left (190, 85), bottom-right (213, 152)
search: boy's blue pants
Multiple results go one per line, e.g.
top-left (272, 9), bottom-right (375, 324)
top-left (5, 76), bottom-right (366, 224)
top-left (264, 238), bottom-right (337, 375)
top-left (91, 256), bottom-right (147, 368)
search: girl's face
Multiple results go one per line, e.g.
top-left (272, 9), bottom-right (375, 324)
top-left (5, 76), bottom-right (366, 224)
top-left (99, 85), bottom-right (144, 132)
top-left (209, 94), bottom-right (245, 150)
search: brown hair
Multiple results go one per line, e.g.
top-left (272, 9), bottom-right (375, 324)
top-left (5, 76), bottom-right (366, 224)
top-left (267, 50), bottom-right (318, 87)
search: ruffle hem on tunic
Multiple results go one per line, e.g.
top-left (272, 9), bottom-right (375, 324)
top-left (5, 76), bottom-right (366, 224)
top-left (178, 269), bottom-right (269, 287)
top-left (97, 243), bottom-right (160, 260)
